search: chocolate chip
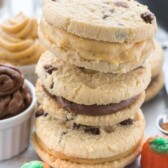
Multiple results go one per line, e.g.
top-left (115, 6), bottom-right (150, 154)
top-left (110, 9), bottom-right (115, 13)
top-left (50, 82), bottom-right (54, 89)
top-left (141, 12), bottom-right (154, 24)
top-left (103, 14), bottom-right (109, 19)
top-left (114, 1), bottom-right (129, 8)
top-left (120, 119), bottom-right (133, 125)
top-left (73, 123), bottom-right (100, 135)
top-left (35, 109), bottom-right (44, 118)
top-left (84, 127), bottom-right (100, 135)
top-left (44, 113), bottom-right (48, 117)
top-left (43, 65), bottom-right (57, 74)
top-left (73, 123), bottom-right (81, 130)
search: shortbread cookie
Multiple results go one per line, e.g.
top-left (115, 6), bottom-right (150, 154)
top-left (33, 110), bottom-right (144, 162)
top-left (33, 134), bottom-right (143, 168)
top-left (36, 51), bottom-right (151, 105)
top-left (39, 19), bottom-right (154, 73)
top-left (43, 0), bottom-right (157, 43)
top-left (36, 79), bottom-right (145, 126)
top-left (145, 72), bottom-right (164, 102)
top-left (146, 40), bottom-right (164, 77)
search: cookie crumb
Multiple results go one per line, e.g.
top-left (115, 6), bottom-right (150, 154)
top-left (114, 1), bottom-right (129, 8)
top-left (141, 12), bottom-right (154, 24)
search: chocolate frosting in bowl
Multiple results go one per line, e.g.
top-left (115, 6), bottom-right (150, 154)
top-left (0, 64), bottom-right (24, 96)
top-left (0, 64), bottom-right (32, 120)
top-left (43, 86), bottom-right (139, 116)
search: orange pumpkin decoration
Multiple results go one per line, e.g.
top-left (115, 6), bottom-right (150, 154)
top-left (141, 137), bottom-right (168, 168)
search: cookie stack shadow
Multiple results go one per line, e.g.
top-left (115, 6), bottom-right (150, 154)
top-left (33, 0), bottom-right (158, 167)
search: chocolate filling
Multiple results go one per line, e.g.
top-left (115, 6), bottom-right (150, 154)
top-left (43, 86), bottom-right (139, 116)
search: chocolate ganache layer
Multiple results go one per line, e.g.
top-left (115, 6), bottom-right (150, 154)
top-left (43, 86), bottom-right (139, 116)
top-left (0, 64), bottom-right (32, 120)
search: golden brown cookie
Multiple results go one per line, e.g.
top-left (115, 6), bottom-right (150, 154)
top-left (43, 0), bottom-right (157, 43)
top-left (39, 18), bottom-right (154, 73)
top-left (36, 51), bottom-right (151, 105)
top-left (32, 110), bottom-right (145, 168)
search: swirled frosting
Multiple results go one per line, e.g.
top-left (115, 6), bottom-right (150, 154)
top-left (0, 12), bottom-right (45, 66)
top-left (0, 64), bottom-right (32, 120)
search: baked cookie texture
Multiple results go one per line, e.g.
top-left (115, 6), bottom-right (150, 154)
top-left (145, 40), bottom-right (164, 102)
top-left (36, 51), bottom-right (151, 105)
top-left (33, 134), bottom-right (143, 168)
top-left (39, 18), bottom-right (154, 73)
top-left (33, 110), bottom-right (145, 167)
top-left (36, 79), bottom-right (145, 126)
top-left (43, 0), bottom-right (157, 43)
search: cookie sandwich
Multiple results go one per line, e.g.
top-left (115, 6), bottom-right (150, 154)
top-left (39, 0), bottom-right (156, 74)
top-left (33, 0), bottom-right (157, 167)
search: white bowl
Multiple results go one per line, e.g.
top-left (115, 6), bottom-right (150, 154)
top-left (156, 113), bottom-right (168, 135)
top-left (18, 64), bottom-right (37, 85)
top-left (0, 80), bottom-right (37, 161)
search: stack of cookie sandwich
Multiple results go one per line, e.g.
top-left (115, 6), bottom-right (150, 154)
top-left (33, 0), bottom-right (157, 167)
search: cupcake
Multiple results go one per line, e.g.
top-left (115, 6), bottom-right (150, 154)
top-left (0, 64), bottom-right (37, 161)
top-left (0, 12), bottom-right (45, 83)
